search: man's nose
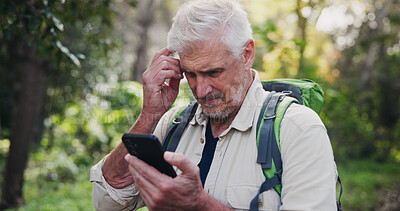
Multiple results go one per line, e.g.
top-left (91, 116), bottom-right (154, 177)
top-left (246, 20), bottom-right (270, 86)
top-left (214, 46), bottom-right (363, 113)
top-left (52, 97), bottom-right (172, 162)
top-left (196, 77), bottom-right (213, 99)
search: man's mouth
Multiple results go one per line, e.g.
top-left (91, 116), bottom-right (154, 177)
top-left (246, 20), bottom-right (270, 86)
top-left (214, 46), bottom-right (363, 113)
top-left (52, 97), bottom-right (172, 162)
top-left (197, 93), bottom-right (224, 108)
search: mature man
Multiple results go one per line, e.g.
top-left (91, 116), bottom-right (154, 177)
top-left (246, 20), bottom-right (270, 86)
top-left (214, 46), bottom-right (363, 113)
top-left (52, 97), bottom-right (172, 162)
top-left (90, 0), bottom-right (338, 210)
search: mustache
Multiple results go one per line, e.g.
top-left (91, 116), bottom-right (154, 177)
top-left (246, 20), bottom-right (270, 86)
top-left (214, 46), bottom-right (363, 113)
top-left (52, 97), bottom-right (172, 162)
top-left (196, 92), bottom-right (225, 102)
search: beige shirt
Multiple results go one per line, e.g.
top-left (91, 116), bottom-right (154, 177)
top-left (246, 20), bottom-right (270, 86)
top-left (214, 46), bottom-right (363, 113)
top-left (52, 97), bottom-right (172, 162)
top-left (90, 71), bottom-right (338, 211)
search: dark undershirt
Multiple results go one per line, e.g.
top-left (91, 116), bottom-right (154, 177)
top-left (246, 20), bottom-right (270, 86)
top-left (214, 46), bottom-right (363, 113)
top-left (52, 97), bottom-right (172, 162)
top-left (198, 120), bottom-right (219, 187)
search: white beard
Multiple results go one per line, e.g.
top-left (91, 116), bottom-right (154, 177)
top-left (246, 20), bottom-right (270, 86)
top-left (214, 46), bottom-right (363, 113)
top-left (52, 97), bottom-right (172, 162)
top-left (203, 70), bottom-right (248, 120)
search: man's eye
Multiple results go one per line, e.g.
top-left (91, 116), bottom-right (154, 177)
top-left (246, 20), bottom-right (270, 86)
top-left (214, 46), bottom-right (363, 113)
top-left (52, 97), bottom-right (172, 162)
top-left (208, 71), bottom-right (220, 77)
top-left (185, 72), bottom-right (196, 78)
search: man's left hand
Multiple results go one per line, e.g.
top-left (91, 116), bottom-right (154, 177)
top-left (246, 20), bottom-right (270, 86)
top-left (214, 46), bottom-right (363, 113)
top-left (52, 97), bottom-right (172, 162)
top-left (124, 152), bottom-right (209, 211)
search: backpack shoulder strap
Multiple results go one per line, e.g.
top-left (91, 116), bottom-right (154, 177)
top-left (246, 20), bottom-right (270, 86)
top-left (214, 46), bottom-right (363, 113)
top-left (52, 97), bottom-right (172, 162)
top-left (250, 92), bottom-right (298, 211)
top-left (162, 101), bottom-right (198, 152)
top-left (256, 93), bottom-right (298, 191)
top-left (337, 176), bottom-right (343, 211)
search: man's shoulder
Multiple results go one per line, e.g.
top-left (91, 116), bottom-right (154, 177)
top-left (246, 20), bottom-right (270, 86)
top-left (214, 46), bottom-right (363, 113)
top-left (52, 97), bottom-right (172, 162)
top-left (165, 105), bottom-right (186, 119)
top-left (159, 105), bottom-right (189, 126)
top-left (153, 105), bottom-right (188, 140)
top-left (282, 103), bottom-right (325, 130)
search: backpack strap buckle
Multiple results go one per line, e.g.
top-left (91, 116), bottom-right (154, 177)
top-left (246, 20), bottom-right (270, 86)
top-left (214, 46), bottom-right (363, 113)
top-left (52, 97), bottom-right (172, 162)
top-left (282, 90), bottom-right (292, 96)
top-left (162, 101), bottom-right (199, 151)
top-left (264, 115), bottom-right (276, 120)
top-left (172, 118), bottom-right (181, 124)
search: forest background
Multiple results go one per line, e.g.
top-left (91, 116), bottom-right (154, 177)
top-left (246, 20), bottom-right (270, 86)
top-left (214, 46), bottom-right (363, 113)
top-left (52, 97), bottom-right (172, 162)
top-left (0, 0), bottom-right (399, 210)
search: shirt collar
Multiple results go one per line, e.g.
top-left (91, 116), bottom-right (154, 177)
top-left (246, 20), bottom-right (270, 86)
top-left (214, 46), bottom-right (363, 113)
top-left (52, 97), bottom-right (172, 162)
top-left (190, 70), bottom-right (265, 136)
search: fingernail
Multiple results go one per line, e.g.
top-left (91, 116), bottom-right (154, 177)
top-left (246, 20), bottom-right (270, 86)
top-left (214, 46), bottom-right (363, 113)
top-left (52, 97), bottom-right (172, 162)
top-left (124, 154), bottom-right (131, 161)
top-left (164, 151), bottom-right (173, 160)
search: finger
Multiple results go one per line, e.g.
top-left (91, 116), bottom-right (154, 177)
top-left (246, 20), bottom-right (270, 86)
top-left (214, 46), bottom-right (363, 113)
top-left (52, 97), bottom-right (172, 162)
top-left (164, 152), bottom-right (199, 178)
top-left (147, 69), bottom-right (183, 87)
top-left (157, 69), bottom-right (183, 80)
top-left (161, 61), bottom-right (182, 80)
top-left (169, 78), bottom-right (181, 92)
top-left (125, 154), bottom-right (145, 182)
top-left (127, 164), bottom-right (158, 208)
top-left (135, 183), bottom-right (156, 209)
top-left (143, 61), bottom-right (181, 86)
top-left (125, 154), bottom-right (173, 209)
top-left (158, 60), bottom-right (181, 73)
top-left (125, 154), bottom-right (172, 185)
top-left (125, 156), bottom-right (163, 204)
top-left (152, 47), bottom-right (173, 64)
top-left (156, 55), bottom-right (180, 67)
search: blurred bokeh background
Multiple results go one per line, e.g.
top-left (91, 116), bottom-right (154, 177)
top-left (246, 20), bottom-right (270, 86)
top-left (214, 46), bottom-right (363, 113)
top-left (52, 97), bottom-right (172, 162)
top-left (0, 0), bottom-right (399, 210)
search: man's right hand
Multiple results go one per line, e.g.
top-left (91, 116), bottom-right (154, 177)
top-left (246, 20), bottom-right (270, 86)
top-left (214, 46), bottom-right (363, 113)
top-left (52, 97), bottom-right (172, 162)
top-left (102, 48), bottom-right (183, 189)
top-left (141, 47), bottom-right (183, 121)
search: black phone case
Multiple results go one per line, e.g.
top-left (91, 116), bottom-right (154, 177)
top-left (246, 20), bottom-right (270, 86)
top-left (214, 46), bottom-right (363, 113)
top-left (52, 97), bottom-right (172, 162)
top-left (122, 133), bottom-right (177, 178)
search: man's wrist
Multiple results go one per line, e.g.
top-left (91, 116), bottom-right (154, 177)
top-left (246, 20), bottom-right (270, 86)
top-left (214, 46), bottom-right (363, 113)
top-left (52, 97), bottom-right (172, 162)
top-left (140, 111), bottom-right (163, 124)
top-left (104, 170), bottom-right (134, 189)
top-left (128, 112), bottom-right (162, 134)
top-left (102, 144), bottom-right (135, 188)
top-left (195, 190), bottom-right (232, 211)
top-left (194, 190), bottom-right (209, 211)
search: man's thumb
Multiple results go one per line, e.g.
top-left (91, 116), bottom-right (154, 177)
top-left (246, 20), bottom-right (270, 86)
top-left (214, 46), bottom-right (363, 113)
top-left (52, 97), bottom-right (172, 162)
top-left (164, 151), bottom-right (198, 176)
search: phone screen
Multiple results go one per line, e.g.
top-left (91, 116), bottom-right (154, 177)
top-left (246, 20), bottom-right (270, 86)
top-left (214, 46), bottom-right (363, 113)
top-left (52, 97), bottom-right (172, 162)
top-left (122, 133), bottom-right (177, 178)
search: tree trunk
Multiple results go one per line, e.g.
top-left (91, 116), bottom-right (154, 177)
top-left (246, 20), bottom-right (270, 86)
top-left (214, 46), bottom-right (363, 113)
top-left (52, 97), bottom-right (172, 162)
top-left (0, 42), bottom-right (48, 209)
top-left (296, 0), bottom-right (307, 77)
top-left (131, 0), bottom-right (155, 83)
top-left (360, 0), bottom-right (393, 86)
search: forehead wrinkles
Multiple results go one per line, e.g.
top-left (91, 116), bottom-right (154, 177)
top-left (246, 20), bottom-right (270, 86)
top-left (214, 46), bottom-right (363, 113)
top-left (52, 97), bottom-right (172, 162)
top-left (182, 54), bottom-right (225, 71)
top-left (180, 40), bottom-right (234, 71)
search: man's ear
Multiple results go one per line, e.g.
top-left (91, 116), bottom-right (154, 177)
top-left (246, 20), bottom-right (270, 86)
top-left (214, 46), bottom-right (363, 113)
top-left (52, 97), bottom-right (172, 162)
top-left (242, 39), bottom-right (255, 70)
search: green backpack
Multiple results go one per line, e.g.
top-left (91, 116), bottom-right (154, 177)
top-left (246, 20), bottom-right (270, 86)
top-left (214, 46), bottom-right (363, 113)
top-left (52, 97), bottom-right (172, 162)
top-left (161, 79), bottom-right (342, 211)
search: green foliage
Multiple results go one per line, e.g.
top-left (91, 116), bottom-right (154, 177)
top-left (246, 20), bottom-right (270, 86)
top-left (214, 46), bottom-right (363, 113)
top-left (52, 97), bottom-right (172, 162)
top-left (0, 0), bottom-right (105, 67)
top-left (30, 150), bottom-right (79, 182)
top-left (251, 2), bottom-right (400, 209)
top-left (40, 81), bottom-right (144, 165)
top-left (253, 20), bottom-right (279, 52)
top-left (1, 0), bottom-right (399, 209)
top-left (338, 160), bottom-right (400, 211)
top-left (34, 79), bottom-right (193, 171)
top-left (4, 167), bottom-right (95, 211)
top-left (321, 1), bottom-right (400, 162)
top-left (39, 80), bottom-right (195, 165)
top-left (321, 86), bottom-right (374, 161)
top-left (173, 82), bottom-right (195, 107)
top-left (0, 0), bottom-right (117, 143)
top-left (252, 0), bottom-right (400, 163)
top-left (252, 18), bottom-right (322, 80)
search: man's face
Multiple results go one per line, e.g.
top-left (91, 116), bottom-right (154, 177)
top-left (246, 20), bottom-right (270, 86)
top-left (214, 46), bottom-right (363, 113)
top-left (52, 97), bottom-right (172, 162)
top-left (179, 39), bottom-right (250, 119)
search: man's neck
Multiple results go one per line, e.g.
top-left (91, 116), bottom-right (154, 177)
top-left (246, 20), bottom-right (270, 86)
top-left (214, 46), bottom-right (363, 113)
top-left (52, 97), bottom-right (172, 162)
top-left (209, 111), bottom-right (237, 138)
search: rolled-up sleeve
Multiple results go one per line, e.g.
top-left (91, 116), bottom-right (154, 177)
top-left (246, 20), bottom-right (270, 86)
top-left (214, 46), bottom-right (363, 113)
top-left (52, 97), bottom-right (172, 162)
top-left (89, 107), bottom-right (183, 210)
top-left (90, 155), bottom-right (145, 211)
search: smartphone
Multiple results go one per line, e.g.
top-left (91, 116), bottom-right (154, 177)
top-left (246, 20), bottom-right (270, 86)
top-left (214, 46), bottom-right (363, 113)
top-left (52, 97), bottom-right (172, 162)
top-left (122, 133), bottom-right (177, 178)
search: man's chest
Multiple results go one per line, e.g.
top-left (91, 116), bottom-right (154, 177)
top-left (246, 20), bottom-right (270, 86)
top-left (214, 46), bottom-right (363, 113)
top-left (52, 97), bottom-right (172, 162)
top-left (174, 125), bottom-right (281, 210)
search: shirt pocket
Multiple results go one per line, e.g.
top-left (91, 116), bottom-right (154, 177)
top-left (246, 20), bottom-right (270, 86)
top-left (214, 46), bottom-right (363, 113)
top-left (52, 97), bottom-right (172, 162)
top-left (227, 184), bottom-right (280, 211)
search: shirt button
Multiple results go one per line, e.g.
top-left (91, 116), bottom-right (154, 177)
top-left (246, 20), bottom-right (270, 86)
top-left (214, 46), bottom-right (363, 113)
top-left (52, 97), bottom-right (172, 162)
top-left (200, 138), bottom-right (204, 144)
top-left (258, 200), bottom-right (263, 207)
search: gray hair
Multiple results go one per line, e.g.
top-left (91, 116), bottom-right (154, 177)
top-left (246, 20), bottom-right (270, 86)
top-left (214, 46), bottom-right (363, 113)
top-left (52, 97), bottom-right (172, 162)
top-left (167, 0), bottom-right (253, 59)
